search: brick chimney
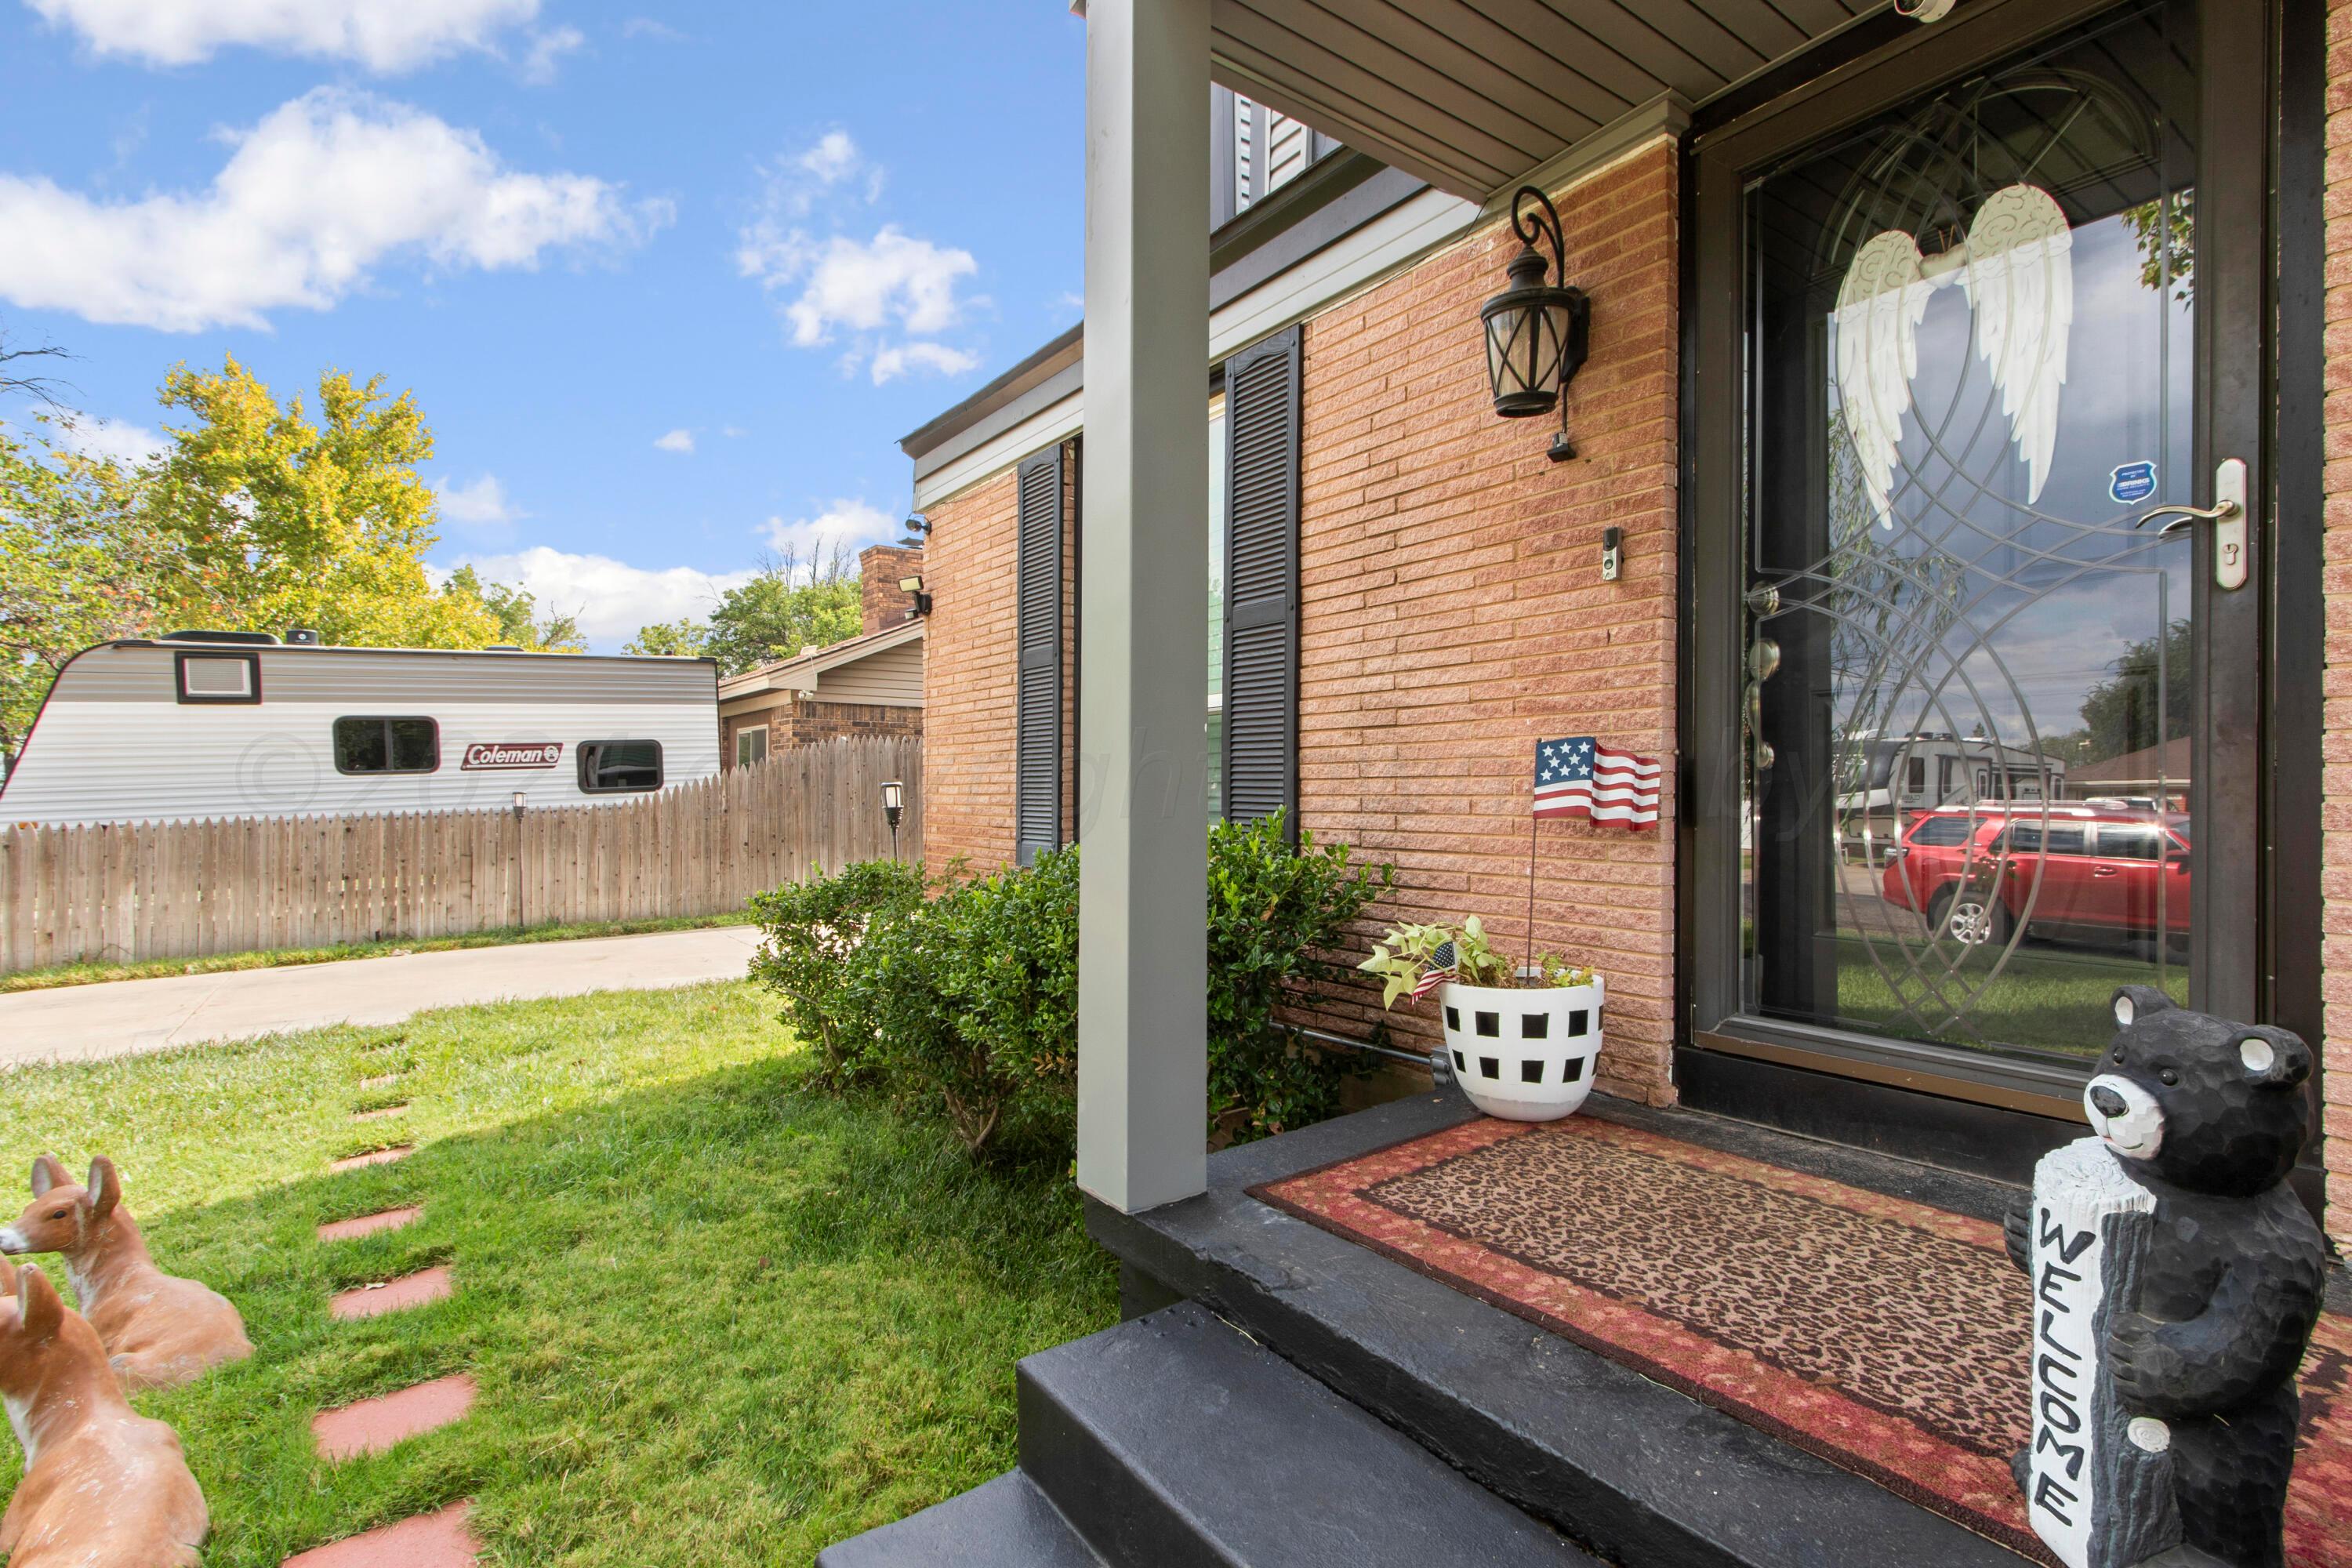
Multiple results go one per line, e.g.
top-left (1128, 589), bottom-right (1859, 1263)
top-left (860, 543), bottom-right (925, 635)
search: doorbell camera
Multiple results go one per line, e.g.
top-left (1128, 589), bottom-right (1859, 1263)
top-left (1601, 527), bottom-right (1623, 583)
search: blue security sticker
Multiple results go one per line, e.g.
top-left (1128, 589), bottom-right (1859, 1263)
top-left (2110, 461), bottom-right (2158, 505)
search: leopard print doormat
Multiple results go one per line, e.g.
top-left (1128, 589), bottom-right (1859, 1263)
top-left (1250, 1114), bottom-right (2352, 1565)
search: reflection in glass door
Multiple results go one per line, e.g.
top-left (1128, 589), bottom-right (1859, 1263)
top-left (1743, 0), bottom-right (2200, 1065)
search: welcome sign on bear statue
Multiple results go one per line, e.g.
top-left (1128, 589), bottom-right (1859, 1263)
top-left (2005, 988), bottom-right (2326, 1568)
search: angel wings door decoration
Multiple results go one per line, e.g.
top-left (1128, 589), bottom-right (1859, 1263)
top-left (1833, 183), bottom-right (2076, 527)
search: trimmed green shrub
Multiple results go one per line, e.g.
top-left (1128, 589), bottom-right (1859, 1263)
top-left (753, 820), bottom-right (1394, 1160)
top-left (1207, 812), bottom-right (1394, 1142)
top-left (746, 858), bottom-right (927, 1083)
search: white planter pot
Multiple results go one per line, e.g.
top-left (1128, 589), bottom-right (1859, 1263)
top-left (1439, 975), bottom-right (1605, 1121)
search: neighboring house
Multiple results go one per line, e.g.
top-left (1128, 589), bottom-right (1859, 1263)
top-left (898, 5), bottom-right (2335, 1218)
top-left (716, 543), bottom-right (926, 767)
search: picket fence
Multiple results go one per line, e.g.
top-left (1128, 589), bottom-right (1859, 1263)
top-left (0, 735), bottom-right (922, 974)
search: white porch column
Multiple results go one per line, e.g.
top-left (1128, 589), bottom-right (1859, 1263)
top-left (1077, 0), bottom-right (1210, 1214)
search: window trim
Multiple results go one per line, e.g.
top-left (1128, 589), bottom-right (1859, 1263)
top-left (735, 724), bottom-right (769, 768)
top-left (332, 715), bottom-right (441, 776)
top-left (577, 738), bottom-right (666, 795)
top-left (174, 650), bottom-right (261, 706)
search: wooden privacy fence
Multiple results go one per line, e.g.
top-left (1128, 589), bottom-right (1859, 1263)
top-left (0, 735), bottom-right (922, 974)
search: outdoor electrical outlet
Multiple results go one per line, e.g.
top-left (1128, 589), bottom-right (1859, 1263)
top-left (1602, 528), bottom-right (1623, 583)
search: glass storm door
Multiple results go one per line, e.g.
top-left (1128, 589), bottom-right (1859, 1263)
top-left (1733, 0), bottom-right (2264, 1083)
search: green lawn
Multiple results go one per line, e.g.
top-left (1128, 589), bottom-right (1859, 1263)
top-left (0, 981), bottom-right (1115, 1566)
top-left (1834, 937), bottom-right (2187, 1058)
top-left (0, 911), bottom-right (756, 994)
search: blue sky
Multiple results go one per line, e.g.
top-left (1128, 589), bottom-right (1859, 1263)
top-left (0, 0), bottom-right (1087, 647)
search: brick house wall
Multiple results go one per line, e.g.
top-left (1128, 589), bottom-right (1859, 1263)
top-left (724, 699), bottom-right (922, 763)
top-left (1287, 143), bottom-right (1679, 1108)
top-left (921, 469), bottom-right (1022, 873)
top-left (916, 142), bottom-right (1679, 1104)
top-left (2321, 0), bottom-right (2352, 1245)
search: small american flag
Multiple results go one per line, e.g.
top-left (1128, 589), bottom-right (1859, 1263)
top-left (1410, 939), bottom-right (1458, 1002)
top-left (1535, 736), bottom-right (1661, 830)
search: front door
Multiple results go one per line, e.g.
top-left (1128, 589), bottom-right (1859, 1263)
top-left (1688, 0), bottom-right (2274, 1123)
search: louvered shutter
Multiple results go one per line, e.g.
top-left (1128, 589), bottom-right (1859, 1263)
top-left (1221, 325), bottom-right (1301, 837)
top-left (1014, 445), bottom-right (1065, 865)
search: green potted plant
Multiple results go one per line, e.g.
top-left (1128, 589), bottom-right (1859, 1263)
top-left (1359, 916), bottom-right (1604, 1121)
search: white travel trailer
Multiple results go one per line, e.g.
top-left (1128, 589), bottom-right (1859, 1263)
top-left (2, 632), bottom-right (722, 827)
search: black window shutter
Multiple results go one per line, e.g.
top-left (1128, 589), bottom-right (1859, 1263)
top-left (1014, 445), bottom-right (1065, 865)
top-left (1221, 325), bottom-right (1301, 837)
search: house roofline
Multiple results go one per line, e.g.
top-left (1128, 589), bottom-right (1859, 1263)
top-left (716, 615), bottom-right (927, 700)
top-left (899, 151), bottom-right (1421, 474)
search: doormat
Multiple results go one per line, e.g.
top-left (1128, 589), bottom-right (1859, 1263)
top-left (1250, 1115), bottom-right (2352, 1566)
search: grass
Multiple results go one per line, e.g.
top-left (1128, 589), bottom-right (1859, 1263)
top-left (1832, 937), bottom-right (2188, 1058)
top-left (0, 911), bottom-right (757, 994)
top-left (0, 981), bottom-right (1116, 1566)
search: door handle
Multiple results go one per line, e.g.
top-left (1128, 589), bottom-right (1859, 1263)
top-left (2092, 866), bottom-right (2118, 877)
top-left (2134, 457), bottom-right (2249, 590)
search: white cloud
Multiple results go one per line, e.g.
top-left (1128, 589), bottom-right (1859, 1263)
top-left (518, 24), bottom-right (583, 84)
top-left (438, 546), bottom-right (753, 648)
top-left (760, 499), bottom-right (897, 563)
top-left (434, 473), bottom-right (524, 525)
top-left (735, 136), bottom-right (977, 382)
top-left (0, 89), bottom-right (667, 332)
top-left (25, 0), bottom-right (541, 71)
top-left (48, 414), bottom-right (168, 466)
top-left (652, 427), bottom-right (695, 454)
top-left (869, 341), bottom-right (979, 384)
top-left (720, 424), bottom-right (746, 439)
top-left (620, 16), bottom-right (684, 41)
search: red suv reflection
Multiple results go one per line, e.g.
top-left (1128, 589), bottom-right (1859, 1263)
top-left (1881, 805), bottom-right (2191, 949)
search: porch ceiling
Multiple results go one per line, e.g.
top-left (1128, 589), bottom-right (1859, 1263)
top-left (1208, 0), bottom-right (1882, 200)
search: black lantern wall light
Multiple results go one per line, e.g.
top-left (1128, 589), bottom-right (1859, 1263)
top-left (1479, 186), bottom-right (1590, 462)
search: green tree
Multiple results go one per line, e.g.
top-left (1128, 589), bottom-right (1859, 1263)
top-left (2077, 619), bottom-right (2192, 765)
top-left (700, 543), bottom-right (863, 675)
top-left (0, 421), bottom-right (169, 761)
top-left (143, 357), bottom-right (498, 648)
top-left (437, 565), bottom-right (586, 652)
top-left (622, 619), bottom-right (711, 659)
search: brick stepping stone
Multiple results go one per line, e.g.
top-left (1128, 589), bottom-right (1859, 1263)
top-left (281, 1501), bottom-right (478, 1567)
top-left (328, 1145), bottom-right (413, 1174)
top-left (313, 1373), bottom-right (476, 1460)
top-left (358, 1073), bottom-right (402, 1091)
top-left (350, 1104), bottom-right (408, 1122)
top-left (316, 1207), bottom-right (421, 1243)
top-left (330, 1265), bottom-right (452, 1321)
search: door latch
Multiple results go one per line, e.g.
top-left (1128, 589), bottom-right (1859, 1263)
top-left (2135, 457), bottom-right (2248, 590)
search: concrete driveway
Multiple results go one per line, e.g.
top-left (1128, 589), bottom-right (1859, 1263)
top-left (0, 926), bottom-right (764, 1069)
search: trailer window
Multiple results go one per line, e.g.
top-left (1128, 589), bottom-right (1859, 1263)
top-left (579, 739), bottom-right (662, 793)
top-left (176, 652), bottom-right (260, 704)
top-left (334, 717), bottom-right (440, 775)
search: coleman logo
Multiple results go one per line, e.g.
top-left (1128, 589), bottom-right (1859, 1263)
top-left (462, 742), bottom-right (563, 770)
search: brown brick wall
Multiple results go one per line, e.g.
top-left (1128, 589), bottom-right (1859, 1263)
top-left (2322, 0), bottom-right (2352, 1245)
top-left (916, 143), bottom-right (1680, 1104)
top-left (921, 467), bottom-right (1022, 876)
top-left (1289, 143), bottom-right (1680, 1107)
top-left (859, 544), bottom-right (926, 636)
top-left (723, 699), bottom-right (921, 766)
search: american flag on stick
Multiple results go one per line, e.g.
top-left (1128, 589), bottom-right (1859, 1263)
top-left (1535, 737), bottom-right (1661, 829)
top-left (1410, 939), bottom-right (1458, 1002)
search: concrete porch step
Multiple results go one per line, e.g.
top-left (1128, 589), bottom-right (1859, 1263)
top-left (1017, 1302), bottom-right (1590, 1568)
top-left (816, 1472), bottom-right (1104, 1568)
top-left (1089, 1092), bottom-right (2031, 1568)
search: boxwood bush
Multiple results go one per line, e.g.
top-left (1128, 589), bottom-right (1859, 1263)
top-left (750, 818), bottom-right (1392, 1159)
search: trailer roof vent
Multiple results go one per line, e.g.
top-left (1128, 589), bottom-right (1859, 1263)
top-left (160, 629), bottom-right (279, 645)
top-left (284, 626), bottom-right (322, 645)
top-left (486, 644), bottom-right (524, 652)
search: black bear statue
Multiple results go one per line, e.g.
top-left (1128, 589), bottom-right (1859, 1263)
top-left (2003, 986), bottom-right (2325, 1568)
